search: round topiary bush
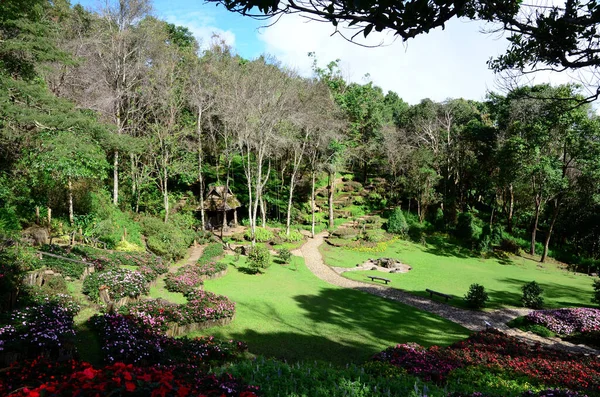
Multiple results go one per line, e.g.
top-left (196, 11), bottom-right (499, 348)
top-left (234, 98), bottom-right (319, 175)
top-left (247, 245), bottom-right (271, 273)
top-left (521, 281), bottom-right (544, 309)
top-left (278, 248), bottom-right (292, 264)
top-left (387, 207), bottom-right (408, 236)
top-left (464, 283), bottom-right (489, 309)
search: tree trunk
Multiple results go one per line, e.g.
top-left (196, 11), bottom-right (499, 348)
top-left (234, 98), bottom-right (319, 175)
top-left (311, 170), bottom-right (316, 238)
top-left (130, 152), bottom-right (136, 198)
top-left (197, 107), bottom-right (206, 231)
top-left (163, 159), bottom-right (169, 223)
top-left (507, 184), bottom-right (514, 233)
top-left (261, 197), bottom-right (267, 228)
top-left (530, 198), bottom-right (541, 256)
top-left (328, 171), bottom-right (335, 229)
top-left (541, 199), bottom-right (560, 263)
top-left (113, 150), bottom-right (119, 205)
top-left (417, 199), bottom-right (422, 223)
top-left (285, 170), bottom-right (298, 236)
top-left (68, 178), bottom-right (74, 226)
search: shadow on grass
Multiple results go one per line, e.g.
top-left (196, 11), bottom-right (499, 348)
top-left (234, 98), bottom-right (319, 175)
top-left (423, 235), bottom-right (476, 259)
top-left (74, 323), bottom-right (104, 366)
top-left (495, 277), bottom-right (594, 308)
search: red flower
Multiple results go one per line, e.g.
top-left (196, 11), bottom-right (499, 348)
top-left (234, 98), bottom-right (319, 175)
top-left (125, 381), bottom-right (136, 392)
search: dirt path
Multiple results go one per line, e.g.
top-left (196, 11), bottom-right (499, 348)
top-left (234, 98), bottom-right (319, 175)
top-left (293, 232), bottom-right (599, 355)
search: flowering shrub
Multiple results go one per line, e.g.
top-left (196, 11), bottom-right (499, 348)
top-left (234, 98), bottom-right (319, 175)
top-left (91, 313), bottom-right (246, 366)
top-left (373, 343), bottom-right (461, 382)
top-left (374, 330), bottom-right (600, 392)
top-left (0, 357), bottom-right (259, 397)
top-left (0, 303), bottom-right (76, 358)
top-left (82, 268), bottom-right (148, 302)
top-left (165, 265), bottom-right (204, 294)
top-left (197, 261), bottom-right (227, 277)
top-left (525, 308), bottom-right (600, 335)
top-left (122, 292), bottom-right (235, 332)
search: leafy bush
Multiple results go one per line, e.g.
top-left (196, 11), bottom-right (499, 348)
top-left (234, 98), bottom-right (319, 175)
top-left (278, 230), bottom-right (304, 242)
top-left (140, 216), bottom-right (194, 260)
top-left (464, 283), bottom-right (489, 309)
top-left (407, 222), bottom-right (426, 244)
top-left (88, 192), bottom-right (142, 248)
top-left (331, 227), bottom-right (358, 240)
top-left (521, 281), bottom-right (544, 309)
top-left (114, 240), bottom-right (145, 252)
top-left (197, 243), bottom-right (224, 265)
top-left (593, 279), bottom-right (600, 306)
top-left (387, 207), bottom-right (409, 235)
top-left (362, 229), bottom-right (386, 243)
top-left (278, 248), bottom-right (292, 264)
top-left (507, 316), bottom-right (556, 338)
top-left (245, 227), bottom-right (274, 242)
top-left (247, 245), bottom-right (271, 273)
top-left (499, 238), bottom-right (520, 254)
top-left (40, 256), bottom-right (87, 278)
top-left (455, 212), bottom-right (479, 244)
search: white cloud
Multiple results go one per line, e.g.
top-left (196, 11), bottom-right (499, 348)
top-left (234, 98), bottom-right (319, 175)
top-left (164, 13), bottom-right (236, 50)
top-left (257, 14), bottom-right (583, 104)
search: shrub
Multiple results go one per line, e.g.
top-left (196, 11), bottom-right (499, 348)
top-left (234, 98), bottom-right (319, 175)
top-left (40, 257), bottom-right (87, 278)
top-left (464, 283), bottom-right (489, 309)
top-left (499, 238), bottom-right (520, 254)
top-left (197, 243), bottom-right (224, 265)
top-left (278, 230), bottom-right (304, 242)
top-left (455, 212), bottom-right (478, 244)
top-left (525, 308), bottom-right (600, 335)
top-left (141, 216), bottom-right (194, 260)
top-left (593, 279), bottom-right (600, 306)
top-left (247, 245), bottom-right (271, 273)
top-left (88, 192), bottom-right (143, 248)
top-left (387, 207), bottom-right (408, 235)
top-left (114, 240), bottom-right (145, 252)
top-left (244, 227), bottom-right (274, 242)
top-left (521, 281), bottom-right (544, 309)
top-left (164, 265), bottom-right (203, 295)
top-left (278, 248), bottom-right (292, 264)
top-left (407, 222), bottom-right (426, 244)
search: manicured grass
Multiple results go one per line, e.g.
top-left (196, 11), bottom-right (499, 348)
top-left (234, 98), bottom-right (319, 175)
top-left (321, 237), bottom-right (596, 310)
top-left (194, 254), bottom-right (470, 365)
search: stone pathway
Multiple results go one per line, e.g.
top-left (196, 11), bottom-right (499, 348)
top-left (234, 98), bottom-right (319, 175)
top-left (293, 231), bottom-right (599, 355)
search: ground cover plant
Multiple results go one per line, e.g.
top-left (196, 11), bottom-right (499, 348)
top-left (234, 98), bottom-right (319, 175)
top-left (374, 329), bottom-right (600, 395)
top-left (0, 357), bottom-right (260, 397)
top-left (195, 254), bottom-right (470, 364)
top-left (324, 238), bottom-right (596, 309)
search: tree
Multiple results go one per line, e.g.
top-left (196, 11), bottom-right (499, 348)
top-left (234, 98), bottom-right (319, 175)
top-left (28, 131), bottom-right (107, 225)
top-left (208, 0), bottom-right (600, 102)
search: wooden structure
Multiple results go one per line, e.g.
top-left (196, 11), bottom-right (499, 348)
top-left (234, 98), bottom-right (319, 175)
top-left (200, 186), bottom-right (241, 230)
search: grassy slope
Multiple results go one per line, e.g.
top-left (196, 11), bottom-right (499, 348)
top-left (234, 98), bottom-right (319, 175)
top-left (321, 238), bottom-right (595, 310)
top-left (194, 254), bottom-right (470, 365)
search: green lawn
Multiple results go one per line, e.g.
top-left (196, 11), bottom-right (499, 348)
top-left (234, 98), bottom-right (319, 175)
top-left (321, 237), bottom-right (596, 310)
top-left (193, 254), bottom-right (470, 365)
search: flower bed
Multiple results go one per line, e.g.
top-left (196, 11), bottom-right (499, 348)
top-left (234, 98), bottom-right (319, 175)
top-left (91, 313), bottom-right (245, 366)
top-left (197, 261), bottom-right (228, 279)
top-left (82, 268), bottom-right (148, 302)
top-left (374, 329), bottom-right (600, 393)
top-left (0, 357), bottom-right (259, 397)
top-left (0, 303), bottom-right (76, 365)
top-left (525, 308), bottom-right (600, 335)
top-left (165, 265), bottom-right (204, 294)
top-left (121, 291), bottom-right (236, 336)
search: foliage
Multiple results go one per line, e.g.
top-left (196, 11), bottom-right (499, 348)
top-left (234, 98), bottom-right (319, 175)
top-left (197, 243), bottom-right (224, 265)
top-left (499, 238), bottom-right (521, 255)
top-left (521, 281), bottom-right (544, 309)
top-left (593, 279), bottom-right (600, 306)
top-left (82, 268), bottom-right (148, 302)
top-left (455, 212), bottom-right (480, 245)
top-left (164, 265), bottom-right (204, 295)
top-left (464, 283), bottom-right (489, 309)
top-left (387, 207), bottom-right (409, 235)
top-left (0, 243), bottom-right (38, 310)
top-left (278, 248), bottom-right (292, 264)
top-left (87, 193), bottom-right (143, 248)
top-left (141, 216), bottom-right (194, 260)
top-left (278, 229), bottom-right (304, 242)
top-left (245, 227), bottom-right (274, 243)
top-left (247, 245), bottom-right (271, 273)
top-left (507, 316), bottom-right (556, 338)
top-left (114, 240), bottom-right (145, 252)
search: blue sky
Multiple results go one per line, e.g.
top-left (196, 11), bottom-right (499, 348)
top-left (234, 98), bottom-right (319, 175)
top-left (74, 0), bottom-right (578, 104)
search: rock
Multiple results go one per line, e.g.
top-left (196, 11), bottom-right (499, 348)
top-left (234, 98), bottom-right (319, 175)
top-left (65, 276), bottom-right (72, 281)
top-left (371, 266), bottom-right (378, 271)
top-left (22, 226), bottom-right (50, 246)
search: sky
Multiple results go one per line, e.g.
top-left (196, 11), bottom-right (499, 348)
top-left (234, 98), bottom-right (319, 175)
top-left (75, 0), bottom-right (578, 105)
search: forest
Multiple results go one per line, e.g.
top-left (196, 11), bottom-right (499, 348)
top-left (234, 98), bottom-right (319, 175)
top-left (2, 0), bottom-right (600, 396)
top-left (2, 0), bottom-right (600, 267)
